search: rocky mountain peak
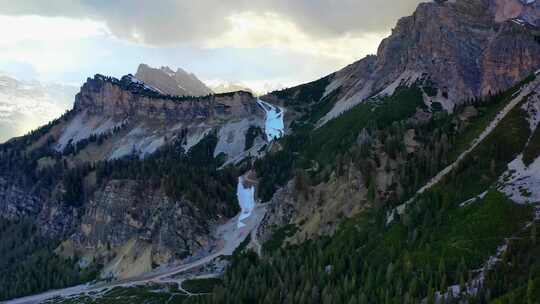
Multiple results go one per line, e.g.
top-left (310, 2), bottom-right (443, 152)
top-left (311, 0), bottom-right (540, 124)
top-left (135, 63), bottom-right (213, 97)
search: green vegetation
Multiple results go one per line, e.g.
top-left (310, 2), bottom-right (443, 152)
top-left (179, 188), bottom-right (531, 303)
top-left (304, 86), bottom-right (424, 167)
top-left (523, 95), bottom-right (540, 166)
top-left (262, 224), bottom-right (298, 253)
top-left (244, 126), bottom-right (263, 151)
top-left (0, 219), bottom-right (98, 301)
top-left (48, 285), bottom-right (189, 304)
top-left (95, 133), bottom-right (240, 219)
top-left (423, 86), bottom-right (438, 97)
top-left (182, 278), bottom-right (223, 294)
top-left (449, 75), bottom-right (535, 161)
top-left (0, 131), bottom-right (241, 300)
top-left (487, 222), bottom-right (540, 303)
top-left (201, 75), bottom-right (538, 304)
top-left (430, 102), bottom-right (443, 112)
top-left (256, 85), bottom-right (424, 201)
top-left (272, 75), bottom-right (331, 108)
top-left (188, 98), bottom-right (534, 302)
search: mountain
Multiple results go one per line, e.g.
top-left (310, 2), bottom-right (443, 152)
top-left (134, 64), bottom-right (213, 97)
top-left (0, 72), bottom-right (269, 298)
top-left (2, 0), bottom-right (540, 303)
top-left (0, 74), bottom-right (78, 143)
top-left (266, 0), bottom-right (540, 126)
top-left (209, 82), bottom-right (254, 95)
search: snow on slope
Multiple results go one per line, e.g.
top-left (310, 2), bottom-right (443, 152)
top-left (499, 154), bottom-right (540, 204)
top-left (55, 111), bottom-right (125, 151)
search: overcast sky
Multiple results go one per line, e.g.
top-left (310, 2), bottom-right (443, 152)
top-left (0, 0), bottom-right (423, 92)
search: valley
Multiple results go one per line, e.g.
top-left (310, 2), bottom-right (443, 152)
top-left (1, 0), bottom-right (540, 303)
top-left (4, 94), bottom-right (286, 304)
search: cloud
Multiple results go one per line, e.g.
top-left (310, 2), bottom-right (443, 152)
top-left (0, 0), bottom-right (425, 93)
top-left (0, 15), bottom-right (107, 45)
top-left (206, 12), bottom-right (385, 66)
top-left (0, 15), bottom-right (109, 80)
top-left (0, 0), bottom-right (424, 46)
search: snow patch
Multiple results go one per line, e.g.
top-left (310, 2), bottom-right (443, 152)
top-left (124, 75), bottom-right (164, 94)
top-left (459, 191), bottom-right (488, 208)
top-left (318, 79), bottom-right (374, 126)
top-left (499, 154), bottom-right (540, 204)
top-left (374, 71), bottom-right (422, 98)
top-left (236, 176), bottom-right (256, 229)
top-left (108, 125), bottom-right (165, 160)
top-left (213, 118), bottom-right (263, 160)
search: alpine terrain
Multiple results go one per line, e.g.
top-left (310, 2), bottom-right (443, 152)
top-left (1, 0), bottom-right (540, 303)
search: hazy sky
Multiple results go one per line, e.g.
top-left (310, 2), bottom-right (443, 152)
top-left (0, 0), bottom-right (423, 92)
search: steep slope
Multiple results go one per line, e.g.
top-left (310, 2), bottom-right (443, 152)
top-left (135, 64), bottom-right (213, 97)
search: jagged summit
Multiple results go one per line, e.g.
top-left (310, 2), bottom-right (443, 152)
top-left (268, 0), bottom-right (540, 126)
top-left (135, 63), bottom-right (213, 97)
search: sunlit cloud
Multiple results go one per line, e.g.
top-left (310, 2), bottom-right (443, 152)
top-left (0, 15), bottom-right (109, 80)
top-left (0, 15), bottom-right (108, 45)
top-left (206, 12), bottom-right (386, 67)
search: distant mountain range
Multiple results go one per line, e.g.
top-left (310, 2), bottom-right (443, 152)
top-left (0, 74), bottom-right (78, 143)
top-left (0, 65), bottom-right (262, 143)
top-left (209, 81), bottom-right (254, 95)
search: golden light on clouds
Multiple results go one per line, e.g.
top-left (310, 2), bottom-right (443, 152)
top-left (206, 12), bottom-right (387, 66)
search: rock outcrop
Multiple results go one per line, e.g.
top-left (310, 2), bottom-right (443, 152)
top-left (0, 177), bottom-right (41, 220)
top-left (68, 179), bottom-right (216, 278)
top-left (75, 74), bottom-right (256, 122)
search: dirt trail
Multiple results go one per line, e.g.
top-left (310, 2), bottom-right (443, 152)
top-left (6, 199), bottom-right (267, 304)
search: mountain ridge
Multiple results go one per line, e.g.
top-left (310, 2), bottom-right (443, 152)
top-left (2, 0), bottom-right (540, 302)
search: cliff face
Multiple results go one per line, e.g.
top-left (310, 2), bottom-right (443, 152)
top-left (65, 179), bottom-right (216, 278)
top-left (52, 74), bottom-right (265, 160)
top-left (75, 74), bottom-right (257, 123)
top-left (307, 0), bottom-right (540, 124)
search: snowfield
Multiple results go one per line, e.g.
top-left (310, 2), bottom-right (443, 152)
top-left (499, 154), bottom-right (540, 204)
